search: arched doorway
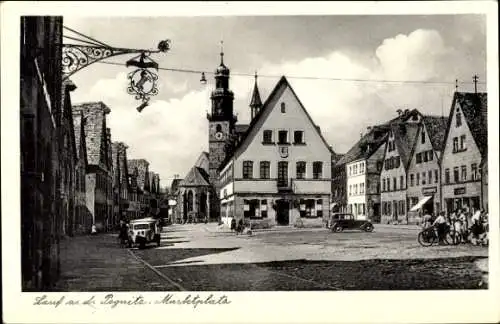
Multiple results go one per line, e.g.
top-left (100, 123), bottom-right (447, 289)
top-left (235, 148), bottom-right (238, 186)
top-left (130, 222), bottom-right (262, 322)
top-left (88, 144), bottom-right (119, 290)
top-left (183, 191), bottom-right (188, 223)
top-left (200, 191), bottom-right (207, 219)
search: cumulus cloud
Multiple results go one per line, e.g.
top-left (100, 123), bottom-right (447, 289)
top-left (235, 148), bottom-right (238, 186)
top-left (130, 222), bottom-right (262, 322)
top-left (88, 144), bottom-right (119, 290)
top-left (72, 28), bottom-right (484, 186)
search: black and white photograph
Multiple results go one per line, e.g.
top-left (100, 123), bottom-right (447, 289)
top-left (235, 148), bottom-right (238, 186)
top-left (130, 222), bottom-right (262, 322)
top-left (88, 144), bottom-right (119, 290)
top-left (2, 1), bottom-right (499, 323)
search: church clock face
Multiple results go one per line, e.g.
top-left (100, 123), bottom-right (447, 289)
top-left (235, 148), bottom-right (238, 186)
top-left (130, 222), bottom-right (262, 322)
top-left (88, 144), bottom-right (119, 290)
top-left (214, 132), bottom-right (224, 140)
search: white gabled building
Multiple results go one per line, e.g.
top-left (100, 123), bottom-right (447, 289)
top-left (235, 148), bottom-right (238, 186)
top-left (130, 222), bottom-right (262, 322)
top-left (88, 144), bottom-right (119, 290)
top-left (406, 115), bottom-right (448, 223)
top-left (218, 76), bottom-right (332, 228)
top-left (440, 92), bottom-right (487, 214)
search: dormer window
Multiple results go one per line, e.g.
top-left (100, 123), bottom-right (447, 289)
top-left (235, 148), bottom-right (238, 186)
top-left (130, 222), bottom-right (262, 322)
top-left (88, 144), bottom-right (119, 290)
top-left (280, 102), bottom-right (286, 113)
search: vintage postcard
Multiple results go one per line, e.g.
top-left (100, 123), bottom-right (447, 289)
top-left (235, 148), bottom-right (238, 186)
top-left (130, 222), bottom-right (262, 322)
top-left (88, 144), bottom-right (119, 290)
top-left (1, 1), bottom-right (499, 323)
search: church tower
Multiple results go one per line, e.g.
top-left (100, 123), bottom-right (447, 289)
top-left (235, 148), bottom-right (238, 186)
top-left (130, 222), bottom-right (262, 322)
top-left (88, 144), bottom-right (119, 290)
top-left (207, 47), bottom-right (236, 191)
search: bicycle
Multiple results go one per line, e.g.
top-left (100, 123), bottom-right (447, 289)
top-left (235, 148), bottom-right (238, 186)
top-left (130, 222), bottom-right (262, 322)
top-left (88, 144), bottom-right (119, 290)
top-left (417, 225), bottom-right (461, 247)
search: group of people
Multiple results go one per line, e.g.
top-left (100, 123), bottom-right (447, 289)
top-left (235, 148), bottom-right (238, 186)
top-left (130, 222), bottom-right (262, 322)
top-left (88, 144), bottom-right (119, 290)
top-left (421, 207), bottom-right (489, 245)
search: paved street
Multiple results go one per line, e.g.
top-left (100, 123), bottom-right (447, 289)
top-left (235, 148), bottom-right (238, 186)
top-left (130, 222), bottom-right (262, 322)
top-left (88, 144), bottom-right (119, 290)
top-left (54, 223), bottom-right (488, 291)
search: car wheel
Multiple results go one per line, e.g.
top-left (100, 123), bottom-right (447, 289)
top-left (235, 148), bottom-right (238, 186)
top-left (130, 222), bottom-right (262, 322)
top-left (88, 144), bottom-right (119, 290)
top-left (364, 224), bottom-right (374, 232)
top-left (333, 225), bottom-right (343, 232)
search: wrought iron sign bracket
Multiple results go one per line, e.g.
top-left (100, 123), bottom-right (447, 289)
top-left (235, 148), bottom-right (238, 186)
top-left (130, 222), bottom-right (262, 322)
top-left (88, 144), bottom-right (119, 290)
top-left (61, 40), bottom-right (170, 80)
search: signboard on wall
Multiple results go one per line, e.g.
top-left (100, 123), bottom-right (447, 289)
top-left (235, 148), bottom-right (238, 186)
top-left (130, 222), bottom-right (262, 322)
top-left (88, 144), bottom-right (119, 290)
top-left (422, 187), bottom-right (437, 195)
top-left (454, 187), bottom-right (466, 195)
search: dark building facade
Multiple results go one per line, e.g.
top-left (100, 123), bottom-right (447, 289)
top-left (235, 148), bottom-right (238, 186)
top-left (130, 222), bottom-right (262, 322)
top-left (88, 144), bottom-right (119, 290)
top-left (72, 110), bottom-right (90, 234)
top-left (59, 79), bottom-right (78, 237)
top-left (331, 151), bottom-right (346, 212)
top-left (112, 142), bottom-right (130, 223)
top-left (73, 102), bottom-right (113, 232)
top-left (20, 16), bottom-right (64, 291)
top-left (128, 159), bottom-right (150, 216)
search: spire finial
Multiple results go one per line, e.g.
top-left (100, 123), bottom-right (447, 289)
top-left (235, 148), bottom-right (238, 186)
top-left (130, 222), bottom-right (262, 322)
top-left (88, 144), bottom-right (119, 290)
top-left (455, 79), bottom-right (459, 92)
top-left (220, 40), bottom-right (224, 65)
top-left (473, 74), bottom-right (478, 94)
top-left (254, 71), bottom-right (258, 81)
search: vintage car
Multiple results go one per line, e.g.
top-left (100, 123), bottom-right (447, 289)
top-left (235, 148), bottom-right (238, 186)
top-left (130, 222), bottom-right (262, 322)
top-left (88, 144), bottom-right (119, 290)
top-left (328, 213), bottom-right (374, 233)
top-left (128, 217), bottom-right (161, 249)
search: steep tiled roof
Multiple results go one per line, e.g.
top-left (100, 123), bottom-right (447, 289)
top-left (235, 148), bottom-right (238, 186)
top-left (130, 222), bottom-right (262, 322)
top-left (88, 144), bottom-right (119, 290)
top-left (422, 115), bottom-right (448, 151)
top-left (74, 102), bottom-right (110, 166)
top-left (179, 167), bottom-right (211, 187)
top-left (335, 126), bottom-right (389, 166)
top-left (235, 124), bottom-right (249, 135)
top-left (391, 122), bottom-right (420, 168)
top-left (335, 109), bottom-right (422, 167)
top-left (219, 76), bottom-right (333, 171)
top-left (456, 92), bottom-right (488, 155)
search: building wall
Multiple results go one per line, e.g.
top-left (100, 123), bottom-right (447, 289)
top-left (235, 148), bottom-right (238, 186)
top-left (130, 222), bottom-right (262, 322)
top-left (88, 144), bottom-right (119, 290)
top-left (482, 160), bottom-right (488, 211)
top-left (220, 83), bottom-right (332, 228)
top-left (331, 164), bottom-right (347, 212)
top-left (441, 101), bottom-right (483, 214)
top-left (347, 160), bottom-right (367, 220)
top-left (232, 86), bottom-right (331, 181)
top-left (406, 124), bottom-right (441, 223)
top-left (221, 194), bottom-right (329, 228)
top-left (20, 16), bottom-right (64, 291)
top-left (380, 132), bottom-right (408, 224)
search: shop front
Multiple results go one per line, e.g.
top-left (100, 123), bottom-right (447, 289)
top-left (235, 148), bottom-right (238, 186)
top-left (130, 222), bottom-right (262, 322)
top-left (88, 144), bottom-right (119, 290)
top-left (407, 186), bottom-right (438, 224)
top-left (443, 185), bottom-right (481, 215)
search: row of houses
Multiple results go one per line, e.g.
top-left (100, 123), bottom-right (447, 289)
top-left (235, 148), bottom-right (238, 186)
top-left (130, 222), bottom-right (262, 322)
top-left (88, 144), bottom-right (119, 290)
top-left (171, 51), bottom-right (488, 229)
top-left (334, 92), bottom-right (488, 225)
top-left (20, 16), bottom-right (163, 291)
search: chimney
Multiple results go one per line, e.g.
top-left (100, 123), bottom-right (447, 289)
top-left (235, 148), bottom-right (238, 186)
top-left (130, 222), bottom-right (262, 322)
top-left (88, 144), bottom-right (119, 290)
top-left (396, 109), bottom-right (402, 117)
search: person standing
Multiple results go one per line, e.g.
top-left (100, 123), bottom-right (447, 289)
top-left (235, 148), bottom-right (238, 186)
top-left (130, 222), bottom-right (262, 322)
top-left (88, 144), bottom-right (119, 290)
top-left (422, 209), bottom-right (433, 229)
top-left (432, 212), bottom-right (448, 245)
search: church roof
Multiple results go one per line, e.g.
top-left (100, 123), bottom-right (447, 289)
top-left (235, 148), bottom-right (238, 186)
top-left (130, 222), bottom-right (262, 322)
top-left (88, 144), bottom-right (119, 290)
top-left (179, 166), bottom-right (211, 187)
top-left (249, 77), bottom-right (263, 108)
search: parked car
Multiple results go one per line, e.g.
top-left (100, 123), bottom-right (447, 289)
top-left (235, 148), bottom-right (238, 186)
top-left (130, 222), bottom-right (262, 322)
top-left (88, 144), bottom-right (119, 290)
top-left (128, 217), bottom-right (161, 249)
top-left (328, 213), bottom-right (374, 233)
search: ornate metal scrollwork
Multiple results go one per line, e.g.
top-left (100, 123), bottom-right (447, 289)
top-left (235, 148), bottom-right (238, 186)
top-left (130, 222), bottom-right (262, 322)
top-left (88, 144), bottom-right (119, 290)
top-left (127, 68), bottom-right (159, 102)
top-left (61, 40), bottom-right (170, 80)
top-left (62, 45), bottom-right (114, 78)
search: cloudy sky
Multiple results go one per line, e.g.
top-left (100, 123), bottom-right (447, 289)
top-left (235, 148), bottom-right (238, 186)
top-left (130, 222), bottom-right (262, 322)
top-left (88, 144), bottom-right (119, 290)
top-left (64, 14), bottom-right (486, 187)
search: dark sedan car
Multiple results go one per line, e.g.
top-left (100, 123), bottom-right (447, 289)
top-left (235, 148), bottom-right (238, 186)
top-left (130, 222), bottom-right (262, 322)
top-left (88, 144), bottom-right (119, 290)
top-left (328, 213), bottom-right (374, 232)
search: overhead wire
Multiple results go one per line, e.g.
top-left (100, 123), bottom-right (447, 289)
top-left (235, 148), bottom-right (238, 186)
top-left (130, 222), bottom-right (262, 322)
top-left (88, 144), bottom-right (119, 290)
top-left (95, 60), bottom-right (485, 87)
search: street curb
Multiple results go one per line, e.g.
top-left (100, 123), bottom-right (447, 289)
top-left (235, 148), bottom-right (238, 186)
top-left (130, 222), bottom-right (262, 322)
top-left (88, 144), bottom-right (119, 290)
top-left (128, 249), bottom-right (186, 291)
